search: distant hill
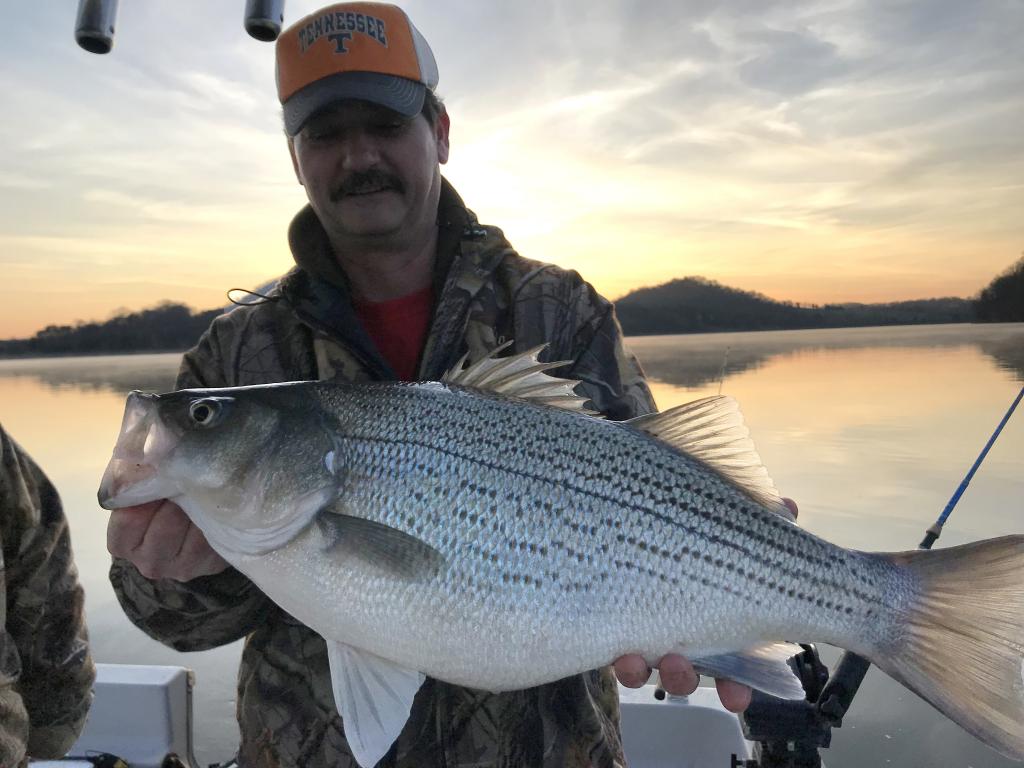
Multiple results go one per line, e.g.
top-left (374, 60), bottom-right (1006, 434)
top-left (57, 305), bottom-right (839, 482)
top-left (974, 256), bottom-right (1024, 322)
top-left (0, 302), bottom-right (221, 358)
top-left (615, 277), bottom-right (975, 336)
top-left (0, 273), bottom-right (998, 360)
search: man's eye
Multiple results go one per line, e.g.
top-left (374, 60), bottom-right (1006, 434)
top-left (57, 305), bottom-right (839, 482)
top-left (372, 121), bottom-right (407, 137)
top-left (305, 126), bottom-right (341, 142)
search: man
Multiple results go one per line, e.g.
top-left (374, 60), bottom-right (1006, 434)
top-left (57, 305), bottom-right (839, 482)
top-left (107, 3), bottom-right (749, 766)
top-left (1, 424), bottom-right (95, 766)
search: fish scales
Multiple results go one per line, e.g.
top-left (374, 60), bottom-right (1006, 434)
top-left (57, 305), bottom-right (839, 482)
top-left (262, 381), bottom-right (901, 686)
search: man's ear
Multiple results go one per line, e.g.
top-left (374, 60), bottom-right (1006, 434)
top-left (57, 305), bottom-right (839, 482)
top-left (287, 138), bottom-right (304, 186)
top-left (435, 106), bottom-right (451, 165)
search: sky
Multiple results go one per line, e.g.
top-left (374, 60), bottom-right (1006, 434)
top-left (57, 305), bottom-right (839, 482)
top-left (1, 0), bottom-right (1022, 339)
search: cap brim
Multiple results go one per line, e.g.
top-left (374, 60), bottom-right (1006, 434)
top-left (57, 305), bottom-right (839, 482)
top-left (282, 71), bottom-right (426, 135)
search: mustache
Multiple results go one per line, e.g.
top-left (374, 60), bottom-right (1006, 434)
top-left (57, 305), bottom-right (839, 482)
top-left (330, 170), bottom-right (403, 202)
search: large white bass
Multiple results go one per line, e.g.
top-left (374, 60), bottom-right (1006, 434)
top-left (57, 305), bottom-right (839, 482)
top-left (98, 346), bottom-right (1024, 767)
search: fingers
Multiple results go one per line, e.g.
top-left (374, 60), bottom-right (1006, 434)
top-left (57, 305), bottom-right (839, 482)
top-left (613, 653), bottom-right (749, 714)
top-left (107, 501), bottom-right (161, 557)
top-left (715, 677), bottom-right (752, 713)
top-left (782, 497), bottom-right (799, 520)
top-left (612, 653), bottom-right (699, 695)
top-left (176, 521), bottom-right (230, 579)
top-left (656, 654), bottom-right (699, 696)
top-left (612, 654), bottom-right (650, 688)
top-left (130, 500), bottom-right (192, 579)
top-left (106, 499), bottom-right (228, 581)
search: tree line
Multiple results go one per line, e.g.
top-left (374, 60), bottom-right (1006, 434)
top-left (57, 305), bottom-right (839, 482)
top-left (973, 256), bottom-right (1024, 322)
top-left (614, 255), bottom-right (1022, 335)
top-left (0, 302), bottom-right (221, 358)
top-left (614, 278), bottom-right (974, 335)
top-left (0, 256), bottom-right (1019, 357)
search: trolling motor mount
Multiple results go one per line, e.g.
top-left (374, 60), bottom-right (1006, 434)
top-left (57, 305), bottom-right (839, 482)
top-left (740, 644), bottom-right (833, 768)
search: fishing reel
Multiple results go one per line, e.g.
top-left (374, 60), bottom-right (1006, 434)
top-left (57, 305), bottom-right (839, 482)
top-left (74, 0), bottom-right (286, 53)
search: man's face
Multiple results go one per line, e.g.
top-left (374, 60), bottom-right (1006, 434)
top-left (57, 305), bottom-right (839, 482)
top-left (289, 100), bottom-right (450, 248)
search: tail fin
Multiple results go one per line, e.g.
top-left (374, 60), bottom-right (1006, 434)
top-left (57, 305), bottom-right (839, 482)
top-left (874, 535), bottom-right (1024, 759)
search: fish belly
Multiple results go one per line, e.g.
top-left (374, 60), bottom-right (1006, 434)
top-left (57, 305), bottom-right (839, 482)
top-left (232, 495), bottom-right (898, 692)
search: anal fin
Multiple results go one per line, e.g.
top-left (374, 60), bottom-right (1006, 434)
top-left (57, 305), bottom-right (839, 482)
top-left (689, 642), bottom-right (806, 700)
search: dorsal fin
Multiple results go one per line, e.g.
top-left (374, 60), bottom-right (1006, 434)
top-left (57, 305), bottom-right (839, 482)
top-left (627, 396), bottom-right (792, 518)
top-left (442, 341), bottom-right (598, 414)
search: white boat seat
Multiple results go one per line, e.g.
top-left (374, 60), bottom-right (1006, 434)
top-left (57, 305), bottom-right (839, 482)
top-left (32, 663), bottom-right (197, 768)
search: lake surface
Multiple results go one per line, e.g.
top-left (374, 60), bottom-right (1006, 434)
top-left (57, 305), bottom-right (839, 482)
top-left (1, 323), bottom-right (1022, 767)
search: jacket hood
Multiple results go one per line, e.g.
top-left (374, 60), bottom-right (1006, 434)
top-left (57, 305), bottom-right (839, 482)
top-left (275, 177), bottom-right (516, 380)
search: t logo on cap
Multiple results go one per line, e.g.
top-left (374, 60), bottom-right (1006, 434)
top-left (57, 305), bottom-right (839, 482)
top-left (277, 2), bottom-right (439, 136)
top-left (296, 10), bottom-right (388, 53)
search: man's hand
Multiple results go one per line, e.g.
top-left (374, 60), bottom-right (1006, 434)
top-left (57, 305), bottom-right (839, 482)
top-left (107, 499), bottom-right (228, 581)
top-left (782, 497), bottom-right (799, 519)
top-left (613, 654), bottom-right (752, 712)
top-left (613, 498), bottom-right (800, 713)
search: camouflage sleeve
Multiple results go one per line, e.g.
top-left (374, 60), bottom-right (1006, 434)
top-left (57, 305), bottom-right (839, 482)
top-left (108, 322), bottom-right (277, 651)
top-left (0, 425), bottom-right (94, 762)
top-left (567, 282), bottom-right (657, 421)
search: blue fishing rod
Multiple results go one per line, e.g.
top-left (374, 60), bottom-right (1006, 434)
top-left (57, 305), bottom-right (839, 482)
top-left (742, 383), bottom-right (1024, 768)
top-left (919, 383), bottom-right (1024, 549)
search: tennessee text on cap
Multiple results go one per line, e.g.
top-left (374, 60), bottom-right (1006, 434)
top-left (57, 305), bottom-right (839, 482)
top-left (276, 2), bottom-right (439, 136)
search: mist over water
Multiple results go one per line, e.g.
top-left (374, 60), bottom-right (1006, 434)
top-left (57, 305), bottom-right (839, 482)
top-left (0, 353), bottom-right (180, 394)
top-left (631, 323), bottom-right (1024, 390)
top-left (1, 323), bottom-right (1021, 767)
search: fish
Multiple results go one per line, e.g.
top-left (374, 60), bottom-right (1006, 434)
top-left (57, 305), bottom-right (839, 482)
top-left (97, 345), bottom-right (1024, 767)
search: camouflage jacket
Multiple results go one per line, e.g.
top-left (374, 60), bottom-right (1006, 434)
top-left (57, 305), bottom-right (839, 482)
top-left (0, 424), bottom-right (94, 767)
top-left (110, 180), bottom-right (655, 768)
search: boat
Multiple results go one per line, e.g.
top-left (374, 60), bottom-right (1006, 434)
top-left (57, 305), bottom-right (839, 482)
top-left (31, 663), bottom-right (755, 768)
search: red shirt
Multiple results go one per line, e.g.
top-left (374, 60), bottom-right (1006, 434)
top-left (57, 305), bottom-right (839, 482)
top-left (353, 285), bottom-right (434, 381)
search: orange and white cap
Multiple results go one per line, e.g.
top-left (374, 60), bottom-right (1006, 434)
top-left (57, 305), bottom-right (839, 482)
top-left (276, 2), bottom-right (438, 136)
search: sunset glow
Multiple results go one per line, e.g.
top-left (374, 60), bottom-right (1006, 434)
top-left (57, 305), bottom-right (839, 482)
top-left (2, 1), bottom-right (1022, 338)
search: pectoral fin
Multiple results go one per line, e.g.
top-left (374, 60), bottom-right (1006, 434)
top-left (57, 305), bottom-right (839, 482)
top-left (326, 640), bottom-right (426, 768)
top-left (690, 642), bottom-right (806, 700)
top-left (317, 506), bottom-right (447, 580)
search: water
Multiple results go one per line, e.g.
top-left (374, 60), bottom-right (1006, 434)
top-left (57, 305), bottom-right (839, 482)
top-left (1, 324), bottom-right (1022, 767)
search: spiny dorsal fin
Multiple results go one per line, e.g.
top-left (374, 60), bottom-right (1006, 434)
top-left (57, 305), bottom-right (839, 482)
top-left (442, 341), bottom-right (597, 414)
top-left (628, 396), bottom-right (792, 518)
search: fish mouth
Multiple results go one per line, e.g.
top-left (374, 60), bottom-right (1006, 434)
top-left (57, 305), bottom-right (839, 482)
top-left (98, 391), bottom-right (177, 509)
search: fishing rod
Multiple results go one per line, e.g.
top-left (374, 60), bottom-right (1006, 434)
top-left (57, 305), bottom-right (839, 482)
top-left (742, 383), bottom-right (1024, 767)
top-left (920, 383), bottom-right (1024, 549)
top-left (816, 382), bottom-right (1024, 729)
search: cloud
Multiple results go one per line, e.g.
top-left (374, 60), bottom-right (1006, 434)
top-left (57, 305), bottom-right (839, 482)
top-left (2, 0), bottom-right (1023, 337)
top-left (737, 27), bottom-right (851, 94)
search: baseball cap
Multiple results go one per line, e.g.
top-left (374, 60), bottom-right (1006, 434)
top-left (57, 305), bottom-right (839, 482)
top-left (276, 2), bottom-right (439, 136)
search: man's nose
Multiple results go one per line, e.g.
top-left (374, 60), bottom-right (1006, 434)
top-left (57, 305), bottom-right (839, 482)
top-left (339, 131), bottom-right (381, 171)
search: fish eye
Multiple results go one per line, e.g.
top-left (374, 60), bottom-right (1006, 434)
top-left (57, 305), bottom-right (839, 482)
top-left (189, 398), bottom-right (223, 427)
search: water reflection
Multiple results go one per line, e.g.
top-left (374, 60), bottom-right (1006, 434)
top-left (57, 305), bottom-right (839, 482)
top-left (977, 332), bottom-right (1024, 379)
top-left (0, 353), bottom-right (181, 394)
top-left (0, 325), bottom-right (1020, 396)
top-left (629, 323), bottom-right (1024, 389)
top-left (0, 325), bottom-right (1021, 768)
